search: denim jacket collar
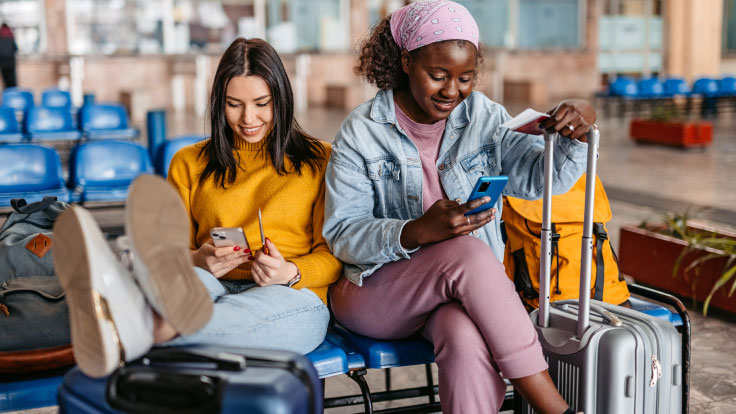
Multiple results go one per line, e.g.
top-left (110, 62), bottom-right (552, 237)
top-left (369, 89), bottom-right (470, 130)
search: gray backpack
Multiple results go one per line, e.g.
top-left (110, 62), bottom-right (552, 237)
top-left (0, 196), bottom-right (71, 353)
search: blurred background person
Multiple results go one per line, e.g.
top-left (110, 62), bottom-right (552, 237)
top-left (0, 22), bottom-right (17, 88)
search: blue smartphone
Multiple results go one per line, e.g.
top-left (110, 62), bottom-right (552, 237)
top-left (465, 176), bottom-right (508, 216)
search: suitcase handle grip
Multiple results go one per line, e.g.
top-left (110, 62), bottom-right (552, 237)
top-left (141, 347), bottom-right (246, 370)
top-left (555, 301), bottom-right (622, 327)
top-left (107, 368), bottom-right (222, 414)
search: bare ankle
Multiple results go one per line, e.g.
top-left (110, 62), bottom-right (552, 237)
top-left (510, 371), bottom-right (569, 414)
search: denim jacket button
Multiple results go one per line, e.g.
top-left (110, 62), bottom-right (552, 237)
top-left (455, 198), bottom-right (462, 203)
top-left (438, 163), bottom-right (446, 170)
top-left (472, 230), bottom-right (479, 236)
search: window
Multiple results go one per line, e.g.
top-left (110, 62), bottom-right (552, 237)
top-left (68, 0), bottom-right (165, 55)
top-left (725, 0), bottom-right (736, 54)
top-left (457, 0), bottom-right (583, 49)
top-left (0, 0), bottom-right (45, 54)
top-left (598, 0), bottom-right (663, 74)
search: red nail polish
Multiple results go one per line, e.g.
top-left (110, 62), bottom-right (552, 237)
top-left (233, 246), bottom-right (240, 251)
top-left (244, 249), bottom-right (251, 253)
top-left (266, 237), bottom-right (271, 243)
top-left (248, 256), bottom-right (254, 261)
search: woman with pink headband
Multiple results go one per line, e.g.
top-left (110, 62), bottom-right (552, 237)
top-left (323, 1), bottom-right (591, 412)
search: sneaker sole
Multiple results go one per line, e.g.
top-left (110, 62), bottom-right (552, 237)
top-left (53, 207), bottom-right (122, 378)
top-left (126, 174), bottom-right (212, 335)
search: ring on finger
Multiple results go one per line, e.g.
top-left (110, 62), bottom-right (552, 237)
top-left (466, 216), bottom-right (471, 226)
top-left (566, 124), bottom-right (575, 132)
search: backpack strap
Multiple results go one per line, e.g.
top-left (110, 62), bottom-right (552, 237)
top-left (10, 197), bottom-right (58, 215)
top-left (593, 223), bottom-right (607, 301)
top-left (551, 223), bottom-right (561, 295)
top-left (511, 248), bottom-right (538, 301)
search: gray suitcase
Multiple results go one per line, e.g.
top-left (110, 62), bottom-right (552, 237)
top-left (520, 127), bottom-right (685, 413)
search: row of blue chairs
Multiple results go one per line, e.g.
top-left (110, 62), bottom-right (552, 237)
top-left (606, 75), bottom-right (736, 98)
top-left (0, 136), bottom-right (203, 207)
top-left (0, 104), bottom-right (139, 143)
top-left (2, 87), bottom-right (72, 112)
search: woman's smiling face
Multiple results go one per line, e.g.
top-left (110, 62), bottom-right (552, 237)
top-left (400, 40), bottom-right (477, 124)
top-left (225, 75), bottom-right (274, 143)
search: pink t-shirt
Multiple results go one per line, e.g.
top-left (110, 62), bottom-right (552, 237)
top-left (395, 102), bottom-right (448, 212)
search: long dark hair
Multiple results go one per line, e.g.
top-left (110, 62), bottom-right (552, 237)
top-left (200, 37), bottom-right (325, 187)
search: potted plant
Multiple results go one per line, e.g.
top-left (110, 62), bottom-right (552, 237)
top-left (629, 105), bottom-right (713, 149)
top-left (618, 211), bottom-right (736, 315)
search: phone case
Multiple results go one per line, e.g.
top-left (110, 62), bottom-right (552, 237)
top-left (210, 227), bottom-right (249, 249)
top-left (465, 176), bottom-right (508, 216)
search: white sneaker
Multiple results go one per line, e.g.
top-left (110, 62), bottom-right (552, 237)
top-left (125, 174), bottom-right (212, 335)
top-left (53, 206), bottom-right (154, 378)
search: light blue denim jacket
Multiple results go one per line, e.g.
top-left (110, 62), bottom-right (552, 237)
top-left (323, 89), bottom-right (588, 286)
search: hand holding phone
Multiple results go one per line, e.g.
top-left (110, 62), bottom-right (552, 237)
top-left (210, 227), bottom-right (250, 250)
top-left (465, 176), bottom-right (508, 216)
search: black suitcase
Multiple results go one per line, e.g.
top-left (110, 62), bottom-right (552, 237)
top-left (57, 346), bottom-right (322, 414)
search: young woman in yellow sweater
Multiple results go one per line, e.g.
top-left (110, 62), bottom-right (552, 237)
top-left (52, 38), bottom-right (341, 378)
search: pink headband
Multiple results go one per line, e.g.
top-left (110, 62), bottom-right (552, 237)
top-left (390, 0), bottom-right (479, 52)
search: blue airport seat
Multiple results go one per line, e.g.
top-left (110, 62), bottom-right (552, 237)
top-left (324, 327), bottom-right (366, 371)
top-left (691, 77), bottom-right (719, 97)
top-left (156, 135), bottom-right (207, 177)
top-left (0, 144), bottom-right (69, 207)
top-left (68, 141), bottom-right (153, 203)
top-left (662, 77), bottom-right (690, 97)
top-left (0, 106), bottom-right (25, 143)
top-left (330, 324), bottom-right (435, 369)
top-left (41, 88), bottom-right (72, 110)
top-left (718, 76), bottom-right (736, 96)
top-left (1, 88), bottom-right (35, 123)
top-left (79, 104), bottom-right (139, 140)
top-left (608, 77), bottom-right (638, 97)
top-left (636, 78), bottom-right (664, 98)
top-left (25, 106), bottom-right (81, 141)
top-left (0, 375), bottom-right (65, 412)
top-left (306, 333), bottom-right (350, 379)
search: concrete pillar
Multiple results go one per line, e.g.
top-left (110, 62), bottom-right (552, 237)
top-left (350, 0), bottom-right (370, 49)
top-left (43, 0), bottom-right (68, 55)
top-left (664, 0), bottom-right (724, 81)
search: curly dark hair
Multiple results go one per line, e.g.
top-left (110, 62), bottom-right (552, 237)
top-left (355, 15), bottom-right (484, 91)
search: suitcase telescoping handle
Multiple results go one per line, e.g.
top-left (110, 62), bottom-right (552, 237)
top-left (537, 126), bottom-right (601, 340)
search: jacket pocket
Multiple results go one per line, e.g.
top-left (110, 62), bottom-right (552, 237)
top-left (366, 159), bottom-right (401, 216)
top-left (459, 148), bottom-right (497, 187)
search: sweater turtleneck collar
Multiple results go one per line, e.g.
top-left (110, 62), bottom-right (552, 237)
top-left (233, 136), bottom-right (267, 151)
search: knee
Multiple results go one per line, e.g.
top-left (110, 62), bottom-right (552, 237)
top-left (434, 236), bottom-right (506, 281)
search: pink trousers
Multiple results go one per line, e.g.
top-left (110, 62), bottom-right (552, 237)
top-left (329, 236), bottom-right (548, 413)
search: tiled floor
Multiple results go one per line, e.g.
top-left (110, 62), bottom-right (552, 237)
top-left (6, 104), bottom-right (736, 413)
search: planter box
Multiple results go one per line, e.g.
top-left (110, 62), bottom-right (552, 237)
top-left (629, 119), bottom-right (712, 148)
top-left (619, 224), bottom-right (736, 314)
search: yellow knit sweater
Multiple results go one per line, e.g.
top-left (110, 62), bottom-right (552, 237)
top-left (166, 137), bottom-right (342, 304)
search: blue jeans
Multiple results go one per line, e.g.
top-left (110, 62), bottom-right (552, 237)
top-left (166, 267), bottom-right (329, 354)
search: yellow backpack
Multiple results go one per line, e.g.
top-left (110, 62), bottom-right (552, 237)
top-left (502, 174), bottom-right (630, 309)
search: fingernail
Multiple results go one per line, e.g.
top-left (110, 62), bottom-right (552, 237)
top-left (266, 237), bottom-right (271, 243)
top-left (244, 249), bottom-right (251, 253)
top-left (248, 256), bottom-right (254, 261)
top-left (233, 246), bottom-right (240, 251)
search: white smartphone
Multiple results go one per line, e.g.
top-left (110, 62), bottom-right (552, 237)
top-left (210, 227), bottom-right (250, 250)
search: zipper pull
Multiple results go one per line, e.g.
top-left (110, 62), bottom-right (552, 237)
top-left (0, 299), bottom-right (9, 317)
top-left (649, 355), bottom-right (662, 387)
